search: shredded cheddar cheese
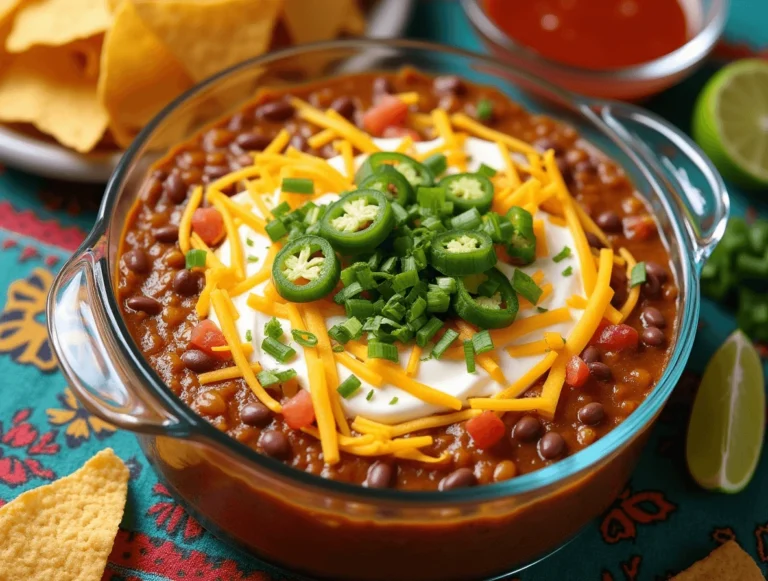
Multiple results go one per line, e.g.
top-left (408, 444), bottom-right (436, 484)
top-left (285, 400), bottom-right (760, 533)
top-left (209, 195), bottom-right (244, 280)
top-left (292, 98), bottom-right (379, 153)
top-left (198, 362), bottom-right (262, 385)
top-left (308, 128), bottom-right (337, 149)
top-left (450, 112), bottom-right (538, 155)
top-left (178, 186), bottom-right (203, 254)
top-left (406, 345), bottom-right (422, 378)
top-left (618, 247), bottom-right (641, 322)
top-left (263, 129), bottom-right (290, 154)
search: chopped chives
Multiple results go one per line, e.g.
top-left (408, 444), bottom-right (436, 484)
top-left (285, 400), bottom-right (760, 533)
top-left (334, 282), bottom-right (364, 304)
top-left (630, 262), bottom-right (647, 287)
top-left (472, 330), bottom-right (494, 354)
top-left (407, 296), bottom-right (427, 321)
top-left (368, 341), bottom-right (399, 362)
top-left (185, 248), bottom-right (206, 269)
top-left (432, 328), bottom-right (459, 359)
top-left (264, 317), bottom-right (283, 339)
top-left (464, 340), bottom-right (476, 373)
top-left (416, 317), bottom-right (444, 347)
top-left (247, 255), bottom-right (259, 263)
top-left (271, 201), bottom-right (291, 217)
top-left (537, 306), bottom-right (549, 313)
top-left (552, 246), bottom-right (572, 263)
top-left (436, 277), bottom-right (457, 293)
top-left (262, 337), bottom-right (296, 363)
top-left (332, 344), bottom-right (345, 353)
top-left (337, 375), bottom-right (362, 399)
top-left (345, 299), bottom-right (375, 320)
top-left (477, 163), bottom-right (497, 178)
top-left (401, 255), bottom-right (417, 272)
top-left (476, 98), bottom-right (493, 121)
top-left (246, 237), bottom-right (255, 247)
top-left (281, 177), bottom-right (314, 194)
top-left (512, 269), bottom-right (543, 304)
top-left (391, 202), bottom-right (409, 226)
top-left (380, 256), bottom-right (399, 274)
top-left (265, 218), bottom-right (288, 241)
top-left (256, 369), bottom-right (279, 386)
top-left (291, 329), bottom-right (318, 347)
top-left (366, 389), bottom-right (375, 401)
top-left (392, 269), bottom-right (419, 293)
top-left (341, 317), bottom-right (363, 340)
top-left (562, 266), bottom-right (573, 277)
top-left (245, 330), bottom-right (253, 342)
top-left (477, 277), bottom-right (500, 298)
top-left (426, 289), bottom-right (450, 313)
top-left (389, 397), bottom-right (399, 405)
top-left (424, 153), bottom-right (448, 176)
top-left (450, 207), bottom-right (483, 230)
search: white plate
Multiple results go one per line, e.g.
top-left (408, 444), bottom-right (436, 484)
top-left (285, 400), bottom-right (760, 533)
top-left (0, 0), bottom-right (414, 184)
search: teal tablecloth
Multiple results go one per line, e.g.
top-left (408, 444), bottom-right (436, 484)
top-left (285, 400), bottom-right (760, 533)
top-left (1, 2), bottom-right (767, 579)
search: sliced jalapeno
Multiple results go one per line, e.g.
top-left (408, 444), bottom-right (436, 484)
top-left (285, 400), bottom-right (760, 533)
top-left (272, 235), bottom-right (340, 302)
top-left (454, 268), bottom-right (519, 329)
top-left (439, 172), bottom-right (494, 213)
top-left (320, 189), bottom-right (395, 255)
top-left (430, 230), bottom-right (497, 276)
top-left (506, 206), bottom-right (537, 266)
top-left (358, 165), bottom-right (414, 205)
top-left (355, 152), bottom-right (435, 189)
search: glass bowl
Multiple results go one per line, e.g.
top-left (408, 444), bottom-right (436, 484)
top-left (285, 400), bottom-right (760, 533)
top-left (47, 39), bottom-right (728, 581)
top-left (462, 0), bottom-right (729, 100)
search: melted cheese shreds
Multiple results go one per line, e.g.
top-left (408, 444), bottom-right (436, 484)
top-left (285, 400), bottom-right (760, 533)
top-left (207, 165), bottom-right (261, 192)
top-left (334, 352), bottom-right (385, 387)
top-left (396, 92), bottom-right (420, 105)
top-left (190, 233), bottom-right (224, 269)
top-left (229, 243), bottom-right (281, 297)
top-left (534, 220), bottom-right (548, 258)
top-left (374, 361), bottom-right (463, 410)
top-left (575, 203), bottom-right (611, 249)
top-left (336, 139), bottom-right (355, 180)
top-left (353, 409), bottom-right (482, 439)
top-left (432, 108), bottom-right (457, 149)
top-left (618, 247), bottom-right (641, 322)
top-left (263, 129), bottom-right (291, 154)
top-left (490, 307), bottom-right (572, 346)
top-left (198, 362), bottom-right (262, 385)
top-left (308, 128), bottom-right (337, 149)
top-left (178, 186), bottom-right (203, 254)
top-left (209, 195), bottom-right (244, 280)
top-left (496, 141), bottom-right (521, 188)
top-left (491, 351), bottom-right (559, 401)
top-left (450, 112), bottom-right (538, 155)
top-left (210, 192), bottom-right (267, 237)
top-left (406, 345), bottom-right (422, 378)
top-left (292, 98), bottom-right (379, 153)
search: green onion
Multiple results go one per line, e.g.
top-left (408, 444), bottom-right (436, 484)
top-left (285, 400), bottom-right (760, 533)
top-left (291, 329), bottom-right (318, 347)
top-left (408, 315), bottom-right (428, 333)
top-left (272, 201), bottom-right (291, 217)
top-left (389, 397), bottom-right (399, 405)
top-left (408, 296), bottom-right (427, 321)
top-left (450, 207), bottom-right (483, 230)
top-left (345, 298), bottom-right (375, 319)
top-left (426, 289), bottom-right (450, 312)
top-left (303, 204), bottom-right (322, 226)
top-left (245, 330), bottom-right (253, 342)
top-left (561, 266), bottom-right (573, 277)
top-left (552, 246), bottom-right (572, 263)
top-left (342, 317), bottom-right (363, 340)
top-left (380, 256), bottom-right (399, 274)
top-left (422, 215), bottom-right (446, 232)
top-left (477, 278), bottom-right (500, 298)
top-left (416, 186), bottom-right (446, 211)
top-left (392, 269), bottom-right (419, 293)
top-left (367, 250), bottom-right (384, 270)
top-left (432, 329), bottom-right (459, 359)
top-left (512, 269), bottom-right (543, 304)
top-left (401, 255), bottom-right (417, 272)
top-left (262, 337), bottom-right (296, 363)
top-left (416, 317), bottom-right (443, 347)
top-left (185, 249), bottom-right (206, 269)
top-left (334, 282), bottom-right (363, 304)
top-left (355, 265), bottom-right (376, 290)
top-left (464, 340), bottom-right (476, 373)
top-left (472, 330), bottom-right (494, 354)
top-left (247, 255), bottom-right (259, 263)
top-left (383, 294), bottom-right (407, 321)
top-left (537, 306), bottom-right (549, 313)
top-left (281, 177), bottom-right (314, 194)
top-left (328, 325), bottom-right (350, 344)
top-left (412, 247), bottom-right (428, 270)
top-left (424, 153), bottom-right (448, 176)
top-left (256, 369), bottom-right (279, 386)
top-left (265, 218), bottom-right (288, 241)
top-left (391, 202), bottom-right (409, 226)
top-left (630, 262), bottom-right (647, 287)
top-left (332, 344), bottom-right (345, 352)
top-left (337, 375), bottom-right (362, 399)
top-left (477, 163), bottom-right (497, 178)
top-left (366, 389), bottom-right (375, 401)
top-left (264, 317), bottom-right (283, 339)
top-left (392, 326), bottom-right (414, 343)
top-left (246, 237), bottom-right (255, 247)
top-left (476, 98), bottom-right (493, 122)
top-left (368, 341), bottom-right (399, 362)
top-left (436, 277), bottom-right (457, 293)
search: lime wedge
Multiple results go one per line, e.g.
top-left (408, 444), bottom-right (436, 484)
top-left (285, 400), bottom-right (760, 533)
top-left (692, 59), bottom-right (768, 189)
top-left (686, 330), bottom-right (765, 493)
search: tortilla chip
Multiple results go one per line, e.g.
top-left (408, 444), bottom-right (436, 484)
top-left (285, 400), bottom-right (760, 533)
top-left (0, 449), bottom-right (128, 581)
top-left (281, 0), bottom-right (352, 44)
top-left (98, 0), bottom-right (193, 147)
top-left (341, 0), bottom-right (366, 36)
top-left (671, 541), bottom-right (764, 580)
top-left (0, 0), bottom-right (22, 22)
top-left (0, 41), bottom-right (109, 151)
top-left (132, 0), bottom-right (282, 83)
top-left (5, 0), bottom-right (111, 53)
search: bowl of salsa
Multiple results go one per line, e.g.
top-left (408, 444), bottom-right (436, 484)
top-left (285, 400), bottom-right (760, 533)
top-left (463, 0), bottom-right (729, 100)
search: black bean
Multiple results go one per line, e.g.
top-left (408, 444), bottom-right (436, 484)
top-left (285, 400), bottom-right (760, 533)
top-left (372, 76), bottom-right (394, 95)
top-left (123, 249), bottom-right (149, 273)
top-left (235, 131), bottom-right (272, 152)
top-left (172, 270), bottom-right (200, 296)
top-left (126, 296), bottom-right (161, 315)
top-left (163, 172), bottom-right (187, 204)
top-left (512, 415), bottom-right (541, 442)
top-left (578, 402), bottom-right (605, 426)
top-left (588, 362), bottom-right (612, 381)
top-left (256, 100), bottom-right (294, 122)
top-left (181, 349), bottom-right (218, 373)
top-left (240, 402), bottom-right (271, 427)
top-left (330, 96), bottom-right (356, 121)
top-left (438, 468), bottom-right (476, 491)
top-left (642, 273), bottom-right (662, 299)
top-left (260, 430), bottom-right (291, 459)
top-left (154, 225), bottom-right (179, 243)
top-left (641, 326), bottom-right (665, 347)
top-left (581, 345), bottom-right (600, 364)
top-left (596, 211), bottom-right (622, 233)
top-left (366, 461), bottom-right (394, 489)
top-left (433, 75), bottom-right (467, 96)
top-left (640, 306), bottom-right (666, 328)
top-left (538, 432), bottom-right (566, 460)
top-left (610, 268), bottom-right (629, 308)
top-left (586, 232), bottom-right (605, 249)
top-left (645, 261), bottom-right (668, 284)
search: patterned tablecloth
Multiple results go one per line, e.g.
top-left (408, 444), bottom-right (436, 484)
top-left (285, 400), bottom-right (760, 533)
top-left (1, 2), bottom-right (767, 580)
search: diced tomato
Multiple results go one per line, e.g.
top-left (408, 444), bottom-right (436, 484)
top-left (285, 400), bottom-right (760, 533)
top-left (595, 324), bottom-right (639, 351)
top-left (362, 95), bottom-right (409, 137)
top-left (382, 126), bottom-right (422, 141)
top-left (189, 319), bottom-right (229, 360)
top-left (282, 390), bottom-right (315, 430)
top-left (623, 215), bottom-right (656, 241)
top-left (565, 356), bottom-right (590, 388)
top-left (466, 411), bottom-right (506, 450)
top-left (588, 318), bottom-right (611, 346)
top-left (191, 207), bottom-right (225, 246)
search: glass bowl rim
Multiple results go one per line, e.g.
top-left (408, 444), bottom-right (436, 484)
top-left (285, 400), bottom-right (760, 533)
top-left (99, 38), bottom-right (701, 504)
top-left (460, 0), bottom-right (730, 81)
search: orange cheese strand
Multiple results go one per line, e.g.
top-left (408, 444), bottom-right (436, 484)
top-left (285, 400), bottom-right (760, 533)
top-left (374, 361), bottom-right (463, 410)
top-left (334, 352), bottom-right (385, 387)
top-left (198, 362), bottom-right (263, 385)
top-left (190, 233), bottom-right (224, 269)
top-left (178, 186), bottom-right (203, 254)
top-left (229, 243), bottom-right (280, 297)
top-left (534, 220), bottom-right (548, 258)
top-left (618, 247), bottom-right (642, 322)
top-left (292, 98), bottom-right (379, 153)
top-left (209, 195), bottom-right (244, 281)
top-left (406, 345), bottom-right (422, 378)
top-left (493, 351), bottom-right (560, 400)
top-left (454, 320), bottom-right (507, 385)
top-left (490, 307), bottom-right (572, 347)
top-left (450, 113), bottom-right (538, 155)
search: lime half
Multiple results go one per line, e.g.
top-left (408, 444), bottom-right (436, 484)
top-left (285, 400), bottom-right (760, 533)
top-left (693, 59), bottom-right (768, 189)
top-left (686, 330), bottom-right (765, 493)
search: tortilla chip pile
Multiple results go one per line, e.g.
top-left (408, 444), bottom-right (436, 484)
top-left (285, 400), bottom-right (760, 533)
top-left (0, 0), bottom-right (365, 153)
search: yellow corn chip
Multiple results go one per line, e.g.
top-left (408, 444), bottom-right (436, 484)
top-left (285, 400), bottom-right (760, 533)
top-left (0, 42), bottom-right (109, 152)
top-left (131, 0), bottom-right (283, 83)
top-left (671, 541), bottom-right (764, 580)
top-left (5, 0), bottom-right (111, 53)
top-left (98, 0), bottom-right (193, 147)
top-left (0, 449), bottom-right (128, 581)
top-left (281, 0), bottom-right (352, 44)
top-left (0, 0), bottom-right (22, 22)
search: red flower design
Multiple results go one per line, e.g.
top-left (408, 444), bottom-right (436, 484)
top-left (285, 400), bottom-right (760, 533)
top-left (755, 523), bottom-right (768, 563)
top-left (147, 483), bottom-right (204, 541)
top-left (0, 409), bottom-right (59, 487)
top-left (713, 526), bottom-right (737, 545)
top-left (600, 488), bottom-right (676, 544)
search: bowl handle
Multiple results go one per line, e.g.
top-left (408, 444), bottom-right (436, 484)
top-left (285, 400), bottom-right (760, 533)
top-left (591, 101), bottom-right (730, 270)
top-left (47, 232), bottom-right (190, 437)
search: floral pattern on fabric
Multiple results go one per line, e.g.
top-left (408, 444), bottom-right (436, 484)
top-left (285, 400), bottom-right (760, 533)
top-left (148, 483), bottom-right (204, 541)
top-left (46, 387), bottom-right (116, 448)
top-left (0, 409), bottom-right (59, 487)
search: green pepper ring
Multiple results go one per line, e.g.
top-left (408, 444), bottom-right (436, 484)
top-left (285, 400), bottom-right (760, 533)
top-left (358, 165), bottom-right (414, 205)
top-left (454, 268), bottom-right (519, 329)
top-left (355, 152), bottom-right (435, 188)
top-left (272, 235), bottom-right (341, 302)
top-left (439, 172), bottom-right (495, 213)
top-left (320, 189), bottom-right (395, 255)
top-left (430, 230), bottom-right (497, 276)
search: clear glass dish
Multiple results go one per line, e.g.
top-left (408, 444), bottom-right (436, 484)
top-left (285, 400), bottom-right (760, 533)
top-left (47, 40), bottom-right (728, 581)
top-left (462, 0), bottom-right (729, 100)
